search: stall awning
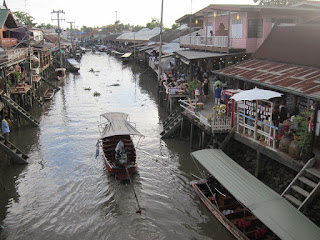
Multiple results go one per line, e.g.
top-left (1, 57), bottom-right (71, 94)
top-left (191, 149), bottom-right (320, 240)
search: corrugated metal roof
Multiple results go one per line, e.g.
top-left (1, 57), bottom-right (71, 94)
top-left (0, 9), bottom-right (9, 28)
top-left (216, 59), bottom-right (320, 101)
top-left (175, 50), bottom-right (229, 60)
top-left (191, 149), bottom-right (320, 240)
top-left (153, 42), bottom-right (184, 55)
top-left (117, 27), bottom-right (160, 41)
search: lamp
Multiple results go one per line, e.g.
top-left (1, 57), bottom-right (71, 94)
top-left (195, 19), bottom-right (198, 24)
top-left (214, 11), bottom-right (216, 18)
top-left (237, 13), bottom-right (240, 20)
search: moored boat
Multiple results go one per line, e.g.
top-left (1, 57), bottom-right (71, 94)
top-left (43, 88), bottom-right (55, 101)
top-left (191, 149), bottom-right (320, 240)
top-left (98, 112), bottom-right (143, 180)
top-left (55, 68), bottom-right (66, 81)
top-left (66, 58), bottom-right (80, 72)
top-left (121, 52), bottom-right (132, 63)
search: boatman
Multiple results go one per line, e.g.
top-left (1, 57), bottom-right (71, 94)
top-left (115, 139), bottom-right (124, 159)
top-left (2, 116), bottom-right (10, 146)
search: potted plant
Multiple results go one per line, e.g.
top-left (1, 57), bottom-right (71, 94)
top-left (293, 111), bottom-right (313, 162)
top-left (188, 79), bottom-right (198, 98)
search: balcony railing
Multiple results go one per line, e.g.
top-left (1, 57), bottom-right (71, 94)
top-left (180, 36), bottom-right (229, 49)
top-left (1, 38), bottom-right (18, 47)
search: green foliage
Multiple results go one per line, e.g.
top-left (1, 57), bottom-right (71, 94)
top-left (81, 26), bottom-right (93, 33)
top-left (188, 79), bottom-right (198, 96)
top-left (146, 17), bottom-right (161, 29)
top-left (293, 111), bottom-right (312, 153)
top-left (14, 71), bottom-right (21, 82)
top-left (36, 23), bottom-right (56, 29)
top-left (13, 11), bottom-right (36, 26)
top-left (171, 23), bottom-right (179, 30)
top-left (253, 0), bottom-right (304, 5)
top-left (93, 91), bottom-right (101, 97)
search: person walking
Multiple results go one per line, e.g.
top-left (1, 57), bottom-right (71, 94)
top-left (2, 116), bottom-right (10, 146)
top-left (215, 86), bottom-right (222, 105)
top-left (202, 77), bottom-right (209, 102)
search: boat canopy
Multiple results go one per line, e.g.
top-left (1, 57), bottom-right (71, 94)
top-left (121, 52), bottom-right (132, 58)
top-left (100, 112), bottom-right (143, 139)
top-left (55, 68), bottom-right (66, 72)
top-left (191, 149), bottom-right (320, 240)
top-left (67, 58), bottom-right (79, 65)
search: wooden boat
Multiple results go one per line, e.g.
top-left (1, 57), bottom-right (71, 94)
top-left (66, 58), bottom-right (80, 72)
top-left (191, 177), bottom-right (276, 240)
top-left (98, 112), bottom-right (143, 180)
top-left (191, 149), bottom-right (320, 240)
top-left (43, 88), bottom-right (54, 101)
top-left (55, 68), bottom-right (66, 81)
top-left (121, 52), bottom-right (132, 63)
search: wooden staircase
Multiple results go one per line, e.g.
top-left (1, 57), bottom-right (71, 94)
top-left (1, 94), bottom-right (39, 127)
top-left (0, 135), bottom-right (28, 164)
top-left (282, 158), bottom-right (320, 211)
top-left (160, 108), bottom-right (183, 138)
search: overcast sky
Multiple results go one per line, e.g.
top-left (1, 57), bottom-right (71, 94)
top-left (8, 0), bottom-right (255, 28)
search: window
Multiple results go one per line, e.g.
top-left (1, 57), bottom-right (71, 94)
top-left (232, 19), bottom-right (243, 38)
top-left (248, 19), bottom-right (263, 38)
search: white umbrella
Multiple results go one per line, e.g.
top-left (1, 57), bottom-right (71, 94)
top-left (230, 87), bottom-right (282, 101)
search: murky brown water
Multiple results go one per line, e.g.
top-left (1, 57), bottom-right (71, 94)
top-left (0, 53), bottom-right (234, 240)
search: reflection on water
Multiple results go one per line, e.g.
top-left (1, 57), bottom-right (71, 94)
top-left (1, 53), bottom-right (234, 240)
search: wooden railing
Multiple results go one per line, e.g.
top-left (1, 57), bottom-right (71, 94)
top-left (180, 36), bottom-right (229, 48)
top-left (237, 112), bottom-right (278, 149)
top-left (179, 99), bottom-right (232, 131)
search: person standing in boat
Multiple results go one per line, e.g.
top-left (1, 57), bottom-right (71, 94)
top-left (2, 116), bottom-right (10, 146)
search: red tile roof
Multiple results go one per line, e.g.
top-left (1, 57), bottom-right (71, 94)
top-left (217, 59), bottom-right (320, 101)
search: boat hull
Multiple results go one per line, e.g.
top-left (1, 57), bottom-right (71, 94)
top-left (43, 89), bottom-right (54, 101)
top-left (101, 135), bottom-right (138, 180)
top-left (191, 180), bottom-right (250, 240)
top-left (102, 155), bottom-right (137, 180)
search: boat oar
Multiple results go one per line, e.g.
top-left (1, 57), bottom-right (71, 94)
top-left (125, 167), bottom-right (142, 215)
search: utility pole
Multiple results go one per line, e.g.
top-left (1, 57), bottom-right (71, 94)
top-left (26, 16), bottom-right (33, 106)
top-left (158, 0), bottom-right (164, 82)
top-left (51, 10), bottom-right (65, 68)
top-left (67, 21), bottom-right (75, 57)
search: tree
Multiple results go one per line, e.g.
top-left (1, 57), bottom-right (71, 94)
top-left (146, 17), bottom-right (161, 29)
top-left (37, 23), bottom-right (55, 29)
top-left (81, 26), bottom-right (93, 32)
top-left (171, 23), bottom-right (179, 30)
top-left (253, 0), bottom-right (304, 5)
top-left (13, 11), bottom-right (36, 26)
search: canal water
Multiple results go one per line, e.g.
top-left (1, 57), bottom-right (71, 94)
top-left (1, 53), bottom-right (234, 240)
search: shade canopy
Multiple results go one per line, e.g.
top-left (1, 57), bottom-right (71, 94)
top-left (100, 112), bottom-right (143, 139)
top-left (191, 149), bottom-right (320, 240)
top-left (231, 87), bottom-right (282, 101)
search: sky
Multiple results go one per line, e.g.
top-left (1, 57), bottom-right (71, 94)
top-left (8, 0), bottom-right (255, 29)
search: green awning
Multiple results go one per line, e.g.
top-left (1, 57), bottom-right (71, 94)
top-left (191, 149), bottom-right (320, 240)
